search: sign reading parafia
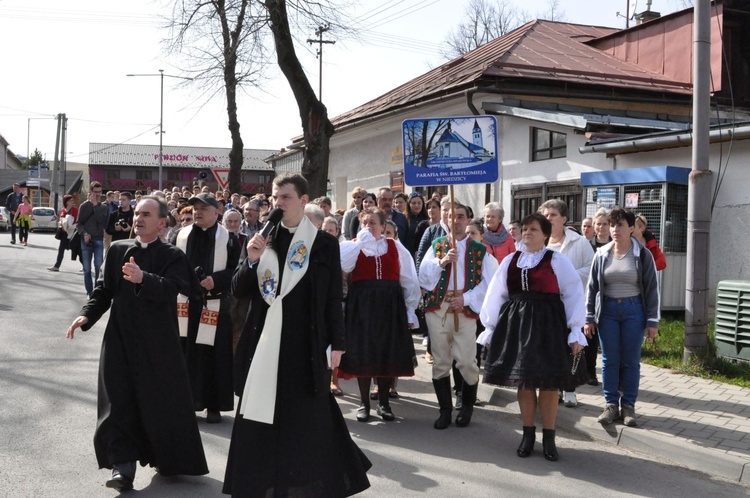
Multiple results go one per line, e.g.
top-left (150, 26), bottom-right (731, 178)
top-left (402, 116), bottom-right (498, 186)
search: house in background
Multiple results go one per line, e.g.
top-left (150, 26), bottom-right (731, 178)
top-left (304, 0), bottom-right (750, 306)
top-left (0, 133), bottom-right (23, 170)
top-left (89, 143), bottom-right (276, 195)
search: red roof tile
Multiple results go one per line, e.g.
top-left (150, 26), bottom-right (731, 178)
top-left (331, 20), bottom-right (692, 129)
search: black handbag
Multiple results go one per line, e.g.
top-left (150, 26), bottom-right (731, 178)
top-left (55, 227), bottom-right (66, 240)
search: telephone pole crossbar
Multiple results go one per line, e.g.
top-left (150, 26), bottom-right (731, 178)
top-left (307, 25), bottom-right (336, 101)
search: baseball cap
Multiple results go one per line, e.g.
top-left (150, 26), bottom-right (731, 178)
top-left (188, 193), bottom-right (219, 209)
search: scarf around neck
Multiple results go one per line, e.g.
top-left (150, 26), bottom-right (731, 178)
top-left (483, 224), bottom-right (509, 246)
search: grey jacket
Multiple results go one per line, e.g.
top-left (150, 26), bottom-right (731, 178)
top-left (585, 236), bottom-right (660, 329)
top-left (76, 200), bottom-right (109, 240)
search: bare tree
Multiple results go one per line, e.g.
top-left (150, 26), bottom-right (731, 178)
top-left (167, 0), bottom-right (271, 194)
top-left (442, 0), bottom-right (523, 60)
top-left (443, 0), bottom-right (567, 60)
top-left (166, 0), bottom-right (346, 197)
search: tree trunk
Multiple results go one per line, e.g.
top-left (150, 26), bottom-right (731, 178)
top-left (264, 0), bottom-right (334, 198)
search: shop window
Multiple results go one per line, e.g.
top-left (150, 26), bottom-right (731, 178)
top-left (136, 170), bottom-right (152, 180)
top-left (531, 127), bottom-right (566, 161)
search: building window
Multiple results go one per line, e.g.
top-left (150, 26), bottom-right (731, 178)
top-left (512, 184), bottom-right (543, 221)
top-left (531, 127), bottom-right (566, 161)
top-left (136, 170), bottom-right (152, 180)
top-left (258, 174), bottom-right (272, 184)
top-left (167, 170), bottom-right (182, 182)
top-left (104, 169), bottom-right (120, 181)
top-left (511, 181), bottom-right (582, 225)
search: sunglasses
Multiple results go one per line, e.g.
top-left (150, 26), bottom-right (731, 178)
top-left (408, 192), bottom-right (422, 198)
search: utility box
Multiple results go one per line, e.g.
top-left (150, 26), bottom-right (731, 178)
top-left (714, 280), bottom-right (750, 362)
top-left (580, 166), bottom-right (689, 310)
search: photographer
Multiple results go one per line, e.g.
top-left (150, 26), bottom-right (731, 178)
top-left (106, 192), bottom-right (134, 242)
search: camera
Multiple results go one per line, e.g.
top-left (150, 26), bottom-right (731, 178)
top-left (116, 219), bottom-right (129, 229)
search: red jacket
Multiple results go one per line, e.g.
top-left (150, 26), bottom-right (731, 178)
top-left (643, 231), bottom-right (667, 271)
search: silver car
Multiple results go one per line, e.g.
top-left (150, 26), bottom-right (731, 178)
top-left (30, 207), bottom-right (58, 231)
top-left (0, 206), bottom-right (9, 231)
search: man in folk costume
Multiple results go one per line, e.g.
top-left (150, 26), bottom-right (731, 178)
top-left (419, 203), bottom-right (498, 430)
top-left (176, 193), bottom-right (241, 424)
top-left (66, 196), bottom-right (208, 491)
top-left (224, 173), bottom-right (371, 497)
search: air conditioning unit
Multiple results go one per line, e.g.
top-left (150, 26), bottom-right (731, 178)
top-left (714, 280), bottom-right (750, 362)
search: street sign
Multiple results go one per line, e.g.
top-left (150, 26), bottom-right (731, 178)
top-left (212, 168), bottom-right (231, 189)
top-left (402, 115), bottom-right (498, 186)
top-left (27, 179), bottom-right (39, 187)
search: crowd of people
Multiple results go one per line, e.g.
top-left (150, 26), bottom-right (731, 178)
top-left (37, 174), bottom-right (663, 495)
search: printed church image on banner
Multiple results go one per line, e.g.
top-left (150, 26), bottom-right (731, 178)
top-left (434, 119), bottom-right (493, 163)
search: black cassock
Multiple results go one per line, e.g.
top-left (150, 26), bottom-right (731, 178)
top-left (223, 227), bottom-right (371, 497)
top-left (183, 223), bottom-right (241, 412)
top-left (80, 238), bottom-right (208, 476)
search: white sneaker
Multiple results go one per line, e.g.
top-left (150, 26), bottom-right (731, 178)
top-left (563, 391), bottom-right (577, 407)
top-left (421, 337), bottom-right (428, 346)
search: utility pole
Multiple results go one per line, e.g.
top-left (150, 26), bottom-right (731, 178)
top-left (51, 114), bottom-right (62, 209)
top-left (307, 25), bottom-right (336, 101)
top-left (684, 0), bottom-right (712, 361)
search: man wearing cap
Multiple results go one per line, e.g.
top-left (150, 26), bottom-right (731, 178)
top-left (175, 193), bottom-right (240, 424)
top-left (5, 183), bottom-right (23, 245)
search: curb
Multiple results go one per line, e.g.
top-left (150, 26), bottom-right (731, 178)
top-left (411, 342), bottom-right (750, 484)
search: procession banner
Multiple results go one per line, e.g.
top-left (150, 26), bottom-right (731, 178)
top-left (402, 116), bottom-right (498, 186)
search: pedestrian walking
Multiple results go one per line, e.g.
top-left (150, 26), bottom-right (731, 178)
top-left (65, 196), bottom-right (208, 491)
top-left (48, 195), bottom-right (78, 271)
top-left (6, 183), bottom-right (23, 245)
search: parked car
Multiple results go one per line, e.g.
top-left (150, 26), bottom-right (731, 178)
top-left (0, 206), bottom-right (9, 231)
top-left (30, 207), bottom-right (57, 232)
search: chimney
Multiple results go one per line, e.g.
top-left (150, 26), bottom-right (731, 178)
top-left (635, 0), bottom-right (660, 25)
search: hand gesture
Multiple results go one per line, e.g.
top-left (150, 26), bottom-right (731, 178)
top-left (122, 257), bottom-right (143, 283)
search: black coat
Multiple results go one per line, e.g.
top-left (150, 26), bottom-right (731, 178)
top-left (80, 238), bottom-right (208, 476)
top-left (182, 224), bottom-right (241, 412)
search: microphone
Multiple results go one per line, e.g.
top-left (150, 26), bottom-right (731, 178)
top-left (195, 266), bottom-right (207, 281)
top-left (259, 208), bottom-right (283, 239)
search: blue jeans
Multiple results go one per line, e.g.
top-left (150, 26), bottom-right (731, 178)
top-left (598, 296), bottom-right (646, 408)
top-left (80, 238), bottom-right (104, 295)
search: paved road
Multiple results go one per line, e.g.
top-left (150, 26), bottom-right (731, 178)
top-left (0, 232), bottom-right (747, 497)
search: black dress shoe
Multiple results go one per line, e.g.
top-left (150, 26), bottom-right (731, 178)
top-left (517, 426), bottom-right (536, 458)
top-left (356, 404), bottom-right (370, 422)
top-left (587, 376), bottom-right (600, 386)
top-left (542, 429), bottom-right (559, 462)
top-left (376, 404), bottom-right (395, 421)
top-left (206, 410), bottom-right (222, 423)
top-left (107, 463), bottom-right (135, 491)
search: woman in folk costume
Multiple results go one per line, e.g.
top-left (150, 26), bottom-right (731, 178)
top-left (479, 213), bottom-right (588, 462)
top-left (338, 207), bottom-right (421, 423)
top-left (224, 173), bottom-right (370, 498)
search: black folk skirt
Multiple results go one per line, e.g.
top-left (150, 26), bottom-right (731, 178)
top-left (483, 292), bottom-right (588, 390)
top-left (338, 279), bottom-right (416, 378)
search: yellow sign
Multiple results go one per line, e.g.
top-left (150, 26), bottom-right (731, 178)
top-left (391, 145), bottom-right (403, 165)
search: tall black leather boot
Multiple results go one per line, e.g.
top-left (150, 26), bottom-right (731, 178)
top-left (517, 426), bottom-right (536, 458)
top-left (455, 381), bottom-right (477, 427)
top-left (432, 377), bottom-right (453, 430)
top-left (542, 428), bottom-right (559, 461)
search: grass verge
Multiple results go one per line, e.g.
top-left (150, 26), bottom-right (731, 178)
top-left (640, 312), bottom-right (750, 388)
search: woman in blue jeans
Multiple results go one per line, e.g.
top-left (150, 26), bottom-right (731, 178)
top-left (584, 208), bottom-right (659, 427)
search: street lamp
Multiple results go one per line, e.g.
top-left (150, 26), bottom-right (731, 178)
top-left (126, 70), bottom-right (193, 190)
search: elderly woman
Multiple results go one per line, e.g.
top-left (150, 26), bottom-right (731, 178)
top-left (479, 213), bottom-right (587, 461)
top-left (585, 208), bottom-right (660, 427)
top-left (339, 208), bottom-right (420, 422)
top-left (539, 199), bottom-right (594, 405)
top-left (482, 202), bottom-right (516, 264)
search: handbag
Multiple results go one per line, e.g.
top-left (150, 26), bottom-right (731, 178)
top-left (55, 226), bottom-right (66, 240)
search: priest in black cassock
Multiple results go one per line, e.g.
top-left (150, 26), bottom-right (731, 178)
top-left (176, 193), bottom-right (241, 423)
top-left (66, 196), bottom-right (208, 492)
top-left (224, 173), bottom-right (371, 497)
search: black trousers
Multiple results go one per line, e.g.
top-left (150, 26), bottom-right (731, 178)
top-left (9, 212), bottom-right (16, 241)
top-left (54, 237), bottom-right (70, 267)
